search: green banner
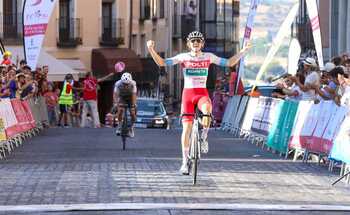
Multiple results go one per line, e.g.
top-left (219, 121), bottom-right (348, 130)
top-left (267, 100), bottom-right (299, 153)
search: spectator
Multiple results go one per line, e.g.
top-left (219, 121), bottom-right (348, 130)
top-left (19, 59), bottom-right (27, 70)
top-left (0, 81), bottom-right (10, 98)
top-left (291, 57), bottom-right (320, 101)
top-left (6, 69), bottom-right (17, 99)
top-left (58, 74), bottom-right (75, 128)
top-left (1, 51), bottom-right (12, 66)
top-left (20, 74), bottom-right (35, 100)
top-left (70, 94), bottom-right (82, 127)
top-left (314, 62), bottom-right (337, 101)
top-left (79, 71), bottom-right (114, 128)
top-left (16, 73), bottom-right (26, 99)
top-left (248, 86), bottom-right (261, 97)
top-left (44, 84), bottom-right (59, 127)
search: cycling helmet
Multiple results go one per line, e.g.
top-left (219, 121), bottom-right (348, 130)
top-left (121, 72), bottom-right (132, 83)
top-left (186, 31), bottom-right (204, 42)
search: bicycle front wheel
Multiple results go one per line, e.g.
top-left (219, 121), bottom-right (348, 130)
top-left (191, 132), bottom-right (199, 185)
top-left (122, 136), bottom-right (126, 150)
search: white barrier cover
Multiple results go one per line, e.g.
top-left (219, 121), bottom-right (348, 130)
top-left (241, 97), bottom-right (259, 131)
top-left (234, 96), bottom-right (250, 129)
top-left (322, 105), bottom-right (348, 141)
top-left (300, 101), bottom-right (320, 136)
top-left (313, 101), bottom-right (334, 138)
top-left (0, 99), bottom-right (18, 129)
top-left (291, 101), bottom-right (312, 137)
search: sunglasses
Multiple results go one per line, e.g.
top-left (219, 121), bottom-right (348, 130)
top-left (189, 38), bottom-right (203, 43)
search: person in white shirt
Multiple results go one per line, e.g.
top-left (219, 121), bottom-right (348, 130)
top-left (290, 57), bottom-right (320, 101)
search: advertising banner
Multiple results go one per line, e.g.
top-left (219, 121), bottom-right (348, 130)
top-left (11, 99), bottom-right (32, 132)
top-left (267, 100), bottom-right (299, 153)
top-left (23, 0), bottom-right (57, 69)
top-left (0, 118), bottom-right (7, 141)
top-left (329, 114), bottom-right (350, 163)
top-left (235, 0), bottom-right (260, 94)
top-left (251, 97), bottom-right (280, 136)
top-left (306, 0), bottom-right (324, 69)
top-left (241, 97), bottom-right (259, 132)
top-left (0, 99), bottom-right (19, 138)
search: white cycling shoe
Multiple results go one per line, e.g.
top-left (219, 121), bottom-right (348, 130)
top-left (179, 162), bottom-right (189, 175)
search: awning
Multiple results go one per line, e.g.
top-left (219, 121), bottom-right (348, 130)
top-left (5, 47), bottom-right (80, 81)
top-left (58, 58), bottom-right (87, 73)
top-left (91, 48), bottom-right (142, 80)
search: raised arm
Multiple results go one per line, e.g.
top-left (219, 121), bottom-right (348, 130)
top-left (227, 42), bottom-right (252, 67)
top-left (98, 72), bottom-right (114, 83)
top-left (147, 40), bottom-right (166, 67)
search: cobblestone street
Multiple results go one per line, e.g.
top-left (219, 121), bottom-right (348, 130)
top-left (0, 128), bottom-right (349, 214)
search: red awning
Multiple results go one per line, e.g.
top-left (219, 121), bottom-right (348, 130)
top-left (91, 48), bottom-right (142, 79)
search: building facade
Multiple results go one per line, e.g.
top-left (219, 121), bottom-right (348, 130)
top-left (0, 0), bottom-right (240, 118)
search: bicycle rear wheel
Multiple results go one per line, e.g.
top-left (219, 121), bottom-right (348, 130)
top-left (121, 108), bottom-right (128, 150)
top-left (121, 136), bottom-right (126, 150)
top-left (190, 130), bottom-right (199, 185)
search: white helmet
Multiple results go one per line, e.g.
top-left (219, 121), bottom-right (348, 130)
top-left (121, 72), bottom-right (132, 83)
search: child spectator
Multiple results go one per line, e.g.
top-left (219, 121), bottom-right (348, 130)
top-left (44, 84), bottom-right (59, 127)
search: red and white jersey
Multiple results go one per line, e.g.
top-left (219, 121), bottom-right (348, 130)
top-left (165, 52), bottom-right (228, 89)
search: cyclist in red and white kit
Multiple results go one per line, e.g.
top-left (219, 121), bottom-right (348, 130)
top-left (147, 31), bottom-right (251, 175)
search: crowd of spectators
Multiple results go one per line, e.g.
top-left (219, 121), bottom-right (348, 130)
top-left (272, 53), bottom-right (350, 106)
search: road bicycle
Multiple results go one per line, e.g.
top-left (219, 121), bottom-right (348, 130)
top-left (182, 108), bottom-right (211, 185)
top-left (119, 104), bottom-right (131, 150)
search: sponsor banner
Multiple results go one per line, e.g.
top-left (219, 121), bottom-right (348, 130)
top-left (329, 114), bottom-right (350, 163)
top-left (11, 99), bottom-right (32, 132)
top-left (23, 0), bottom-right (57, 69)
top-left (235, 0), bottom-right (260, 94)
top-left (289, 101), bottom-right (348, 154)
top-left (306, 0), bottom-right (324, 69)
top-left (251, 97), bottom-right (280, 136)
top-left (233, 96), bottom-right (250, 129)
top-left (21, 100), bottom-right (36, 128)
top-left (267, 100), bottom-right (299, 153)
top-left (0, 99), bottom-right (19, 138)
top-left (241, 97), bottom-right (259, 132)
top-left (0, 118), bottom-right (7, 141)
top-left (289, 101), bottom-right (313, 149)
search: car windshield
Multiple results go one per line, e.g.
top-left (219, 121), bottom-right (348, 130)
top-left (137, 100), bottom-right (164, 115)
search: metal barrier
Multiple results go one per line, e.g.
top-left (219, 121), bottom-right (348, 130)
top-left (0, 97), bottom-right (48, 159)
top-left (221, 96), bottom-right (350, 184)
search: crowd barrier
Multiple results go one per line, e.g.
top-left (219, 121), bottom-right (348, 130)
top-left (0, 97), bottom-right (48, 159)
top-left (221, 96), bottom-right (350, 183)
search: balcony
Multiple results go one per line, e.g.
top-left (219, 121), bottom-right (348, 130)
top-left (0, 13), bottom-right (23, 45)
top-left (99, 18), bottom-right (125, 47)
top-left (56, 18), bottom-right (82, 48)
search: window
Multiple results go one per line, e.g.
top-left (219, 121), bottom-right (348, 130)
top-left (159, 0), bottom-right (165, 18)
top-left (58, 0), bottom-right (81, 47)
top-left (140, 0), bottom-right (151, 20)
top-left (3, 0), bottom-right (21, 40)
top-left (102, 2), bottom-right (113, 41)
top-left (131, 34), bottom-right (137, 53)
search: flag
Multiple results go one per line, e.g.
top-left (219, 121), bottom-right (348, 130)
top-left (306, 0), bottom-right (324, 69)
top-left (235, 0), bottom-right (260, 94)
top-left (23, 0), bottom-right (57, 69)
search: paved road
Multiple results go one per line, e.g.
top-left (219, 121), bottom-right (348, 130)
top-left (0, 128), bottom-right (350, 214)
